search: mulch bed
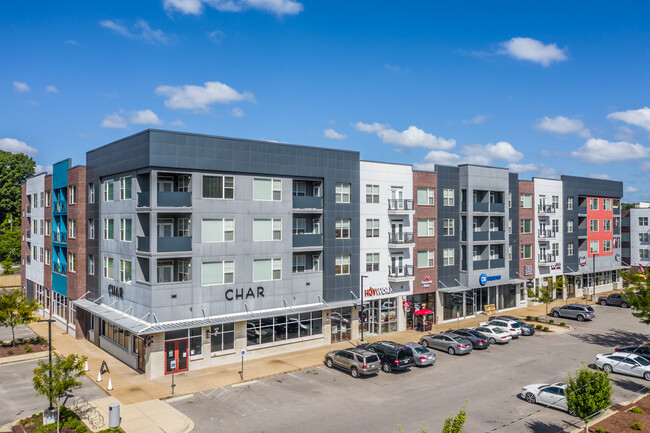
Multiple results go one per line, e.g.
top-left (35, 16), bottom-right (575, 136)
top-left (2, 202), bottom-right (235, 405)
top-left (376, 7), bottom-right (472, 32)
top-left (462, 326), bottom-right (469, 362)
top-left (0, 342), bottom-right (49, 358)
top-left (590, 394), bottom-right (650, 432)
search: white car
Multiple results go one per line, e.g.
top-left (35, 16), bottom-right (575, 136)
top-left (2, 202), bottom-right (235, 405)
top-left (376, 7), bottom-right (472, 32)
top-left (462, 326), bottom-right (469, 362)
top-left (473, 326), bottom-right (512, 344)
top-left (479, 319), bottom-right (522, 339)
top-left (520, 382), bottom-right (575, 416)
top-left (595, 353), bottom-right (650, 380)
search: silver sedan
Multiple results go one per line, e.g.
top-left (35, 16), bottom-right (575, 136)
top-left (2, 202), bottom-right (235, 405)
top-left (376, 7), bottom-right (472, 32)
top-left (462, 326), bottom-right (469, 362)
top-left (419, 333), bottom-right (473, 355)
top-left (404, 342), bottom-right (436, 366)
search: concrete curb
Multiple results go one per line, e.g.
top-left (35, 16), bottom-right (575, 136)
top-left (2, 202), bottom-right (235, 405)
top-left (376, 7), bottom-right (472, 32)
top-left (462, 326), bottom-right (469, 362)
top-left (0, 351), bottom-right (49, 366)
top-left (0, 421), bottom-right (15, 432)
top-left (569, 393), bottom-right (649, 433)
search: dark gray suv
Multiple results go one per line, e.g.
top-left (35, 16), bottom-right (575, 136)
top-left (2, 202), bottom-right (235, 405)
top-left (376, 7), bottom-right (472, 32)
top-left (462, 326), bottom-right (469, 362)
top-left (598, 293), bottom-right (630, 308)
top-left (550, 304), bottom-right (595, 321)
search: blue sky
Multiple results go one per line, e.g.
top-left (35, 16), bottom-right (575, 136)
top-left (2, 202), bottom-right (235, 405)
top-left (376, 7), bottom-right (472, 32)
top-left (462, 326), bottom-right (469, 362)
top-left (2, 1), bottom-right (650, 200)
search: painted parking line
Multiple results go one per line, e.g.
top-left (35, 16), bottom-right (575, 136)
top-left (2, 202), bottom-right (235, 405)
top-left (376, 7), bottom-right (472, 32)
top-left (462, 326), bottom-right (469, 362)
top-left (231, 380), bottom-right (259, 388)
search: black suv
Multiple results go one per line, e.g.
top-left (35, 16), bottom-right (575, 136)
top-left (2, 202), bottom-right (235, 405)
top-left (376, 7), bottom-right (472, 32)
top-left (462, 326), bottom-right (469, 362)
top-left (359, 341), bottom-right (415, 373)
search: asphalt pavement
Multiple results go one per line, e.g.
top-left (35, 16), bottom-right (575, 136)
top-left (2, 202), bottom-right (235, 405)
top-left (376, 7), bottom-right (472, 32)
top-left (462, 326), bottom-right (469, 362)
top-left (170, 304), bottom-right (650, 433)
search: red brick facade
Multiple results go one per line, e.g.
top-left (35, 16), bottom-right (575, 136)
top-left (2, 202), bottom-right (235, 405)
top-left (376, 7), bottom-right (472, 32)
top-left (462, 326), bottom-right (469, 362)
top-left (518, 180), bottom-right (535, 281)
top-left (413, 171), bottom-right (437, 295)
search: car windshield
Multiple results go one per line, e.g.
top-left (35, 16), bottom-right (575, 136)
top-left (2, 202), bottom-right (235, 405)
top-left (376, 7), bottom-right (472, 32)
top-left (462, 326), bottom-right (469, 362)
top-left (635, 356), bottom-right (650, 366)
top-left (414, 347), bottom-right (429, 354)
top-left (366, 355), bottom-right (379, 363)
top-left (511, 323), bottom-right (521, 328)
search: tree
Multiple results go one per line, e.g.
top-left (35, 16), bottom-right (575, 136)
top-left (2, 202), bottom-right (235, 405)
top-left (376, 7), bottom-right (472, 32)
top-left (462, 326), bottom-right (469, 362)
top-left (0, 150), bottom-right (35, 223)
top-left (0, 288), bottom-right (40, 346)
top-left (33, 353), bottom-right (87, 433)
top-left (0, 215), bottom-right (21, 264)
top-left (619, 269), bottom-right (650, 325)
top-left (441, 400), bottom-right (468, 433)
top-left (565, 366), bottom-right (612, 433)
top-left (527, 283), bottom-right (554, 318)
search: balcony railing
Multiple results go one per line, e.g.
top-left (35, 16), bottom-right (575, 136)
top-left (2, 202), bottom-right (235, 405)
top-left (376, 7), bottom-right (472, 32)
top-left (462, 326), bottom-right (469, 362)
top-left (157, 236), bottom-right (192, 252)
top-left (293, 233), bottom-right (323, 248)
top-left (53, 232), bottom-right (67, 243)
top-left (473, 202), bottom-right (489, 212)
top-left (489, 230), bottom-right (505, 241)
top-left (577, 206), bottom-right (587, 215)
top-left (473, 231), bottom-right (489, 241)
top-left (538, 204), bottom-right (555, 214)
top-left (539, 254), bottom-right (556, 264)
top-left (538, 229), bottom-right (557, 238)
top-left (490, 202), bottom-right (505, 213)
top-left (53, 202), bottom-right (67, 213)
top-left (577, 228), bottom-right (588, 237)
top-left (137, 191), bottom-right (150, 207)
top-left (490, 258), bottom-right (505, 269)
top-left (388, 232), bottom-right (414, 245)
top-left (473, 259), bottom-right (489, 270)
top-left (158, 191), bottom-right (192, 207)
top-left (137, 236), bottom-right (150, 252)
top-left (387, 199), bottom-right (414, 212)
top-left (292, 196), bottom-right (323, 210)
top-left (388, 265), bottom-right (414, 278)
top-left (53, 263), bottom-right (67, 275)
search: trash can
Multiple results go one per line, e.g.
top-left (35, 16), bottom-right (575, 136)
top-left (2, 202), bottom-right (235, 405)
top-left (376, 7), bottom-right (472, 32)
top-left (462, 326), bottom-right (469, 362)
top-left (109, 402), bottom-right (120, 428)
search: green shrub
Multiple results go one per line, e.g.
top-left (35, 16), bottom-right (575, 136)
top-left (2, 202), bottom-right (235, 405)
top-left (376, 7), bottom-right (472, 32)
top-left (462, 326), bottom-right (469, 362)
top-left (536, 325), bottom-right (543, 330)
top-left (8, 349), bottom-right (13, 355)
top-left (560, 322), bottom-right (566, 327)
top-left (595, 428), bottom-right (606, 433)
top-left (631, 422), bottom-right (643, 430)
top-left (76, 424), bottom-right (89, 433)
top-left (24, 344), bottom-right (32, 353)
top-left (526, 315), bottom-right (532, 321)
top-left (549, 319), bottom-right (554, 324)
top-left (631, 407), bottom-right (645, 414)
top-left (534, 316), bottom-right (539, 321)
top-left (543, 326), bottom-right (549, 332)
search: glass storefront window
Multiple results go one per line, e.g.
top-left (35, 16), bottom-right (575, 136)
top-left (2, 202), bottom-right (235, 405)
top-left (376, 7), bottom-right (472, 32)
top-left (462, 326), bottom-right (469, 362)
top-left (442, 292), bottom-right (464, 321)
top-left (247, 311), bottom-right (323, 346)
top-left (189, 327), bottom-right (202, 356)
top-left (211, 323), bottom-right (235, 353)
top-left (406, 294), bottom-right (436, 331)
top-left (331, 307), bottom-right (351, 343)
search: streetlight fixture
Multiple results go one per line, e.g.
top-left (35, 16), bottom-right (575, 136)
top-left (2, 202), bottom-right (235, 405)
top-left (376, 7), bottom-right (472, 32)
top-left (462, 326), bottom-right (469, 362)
top-left (38, 319), bottom-right (55, 410)
top-left (360, 275), bottom-right (368, 343)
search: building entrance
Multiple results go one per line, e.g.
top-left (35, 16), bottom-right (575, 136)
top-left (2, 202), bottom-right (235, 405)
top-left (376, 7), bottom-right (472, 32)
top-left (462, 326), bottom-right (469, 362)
top-left (165, 339), bottom-right (188, 375)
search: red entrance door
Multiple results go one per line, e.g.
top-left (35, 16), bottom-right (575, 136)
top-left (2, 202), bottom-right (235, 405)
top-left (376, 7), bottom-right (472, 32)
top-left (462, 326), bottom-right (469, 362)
top-left (165, 339), bottom-right (189, 375)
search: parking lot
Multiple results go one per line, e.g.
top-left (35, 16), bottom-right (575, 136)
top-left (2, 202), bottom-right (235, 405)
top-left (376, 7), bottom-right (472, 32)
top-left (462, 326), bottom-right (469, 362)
top-left (170, 304), bottom-right (650, 433)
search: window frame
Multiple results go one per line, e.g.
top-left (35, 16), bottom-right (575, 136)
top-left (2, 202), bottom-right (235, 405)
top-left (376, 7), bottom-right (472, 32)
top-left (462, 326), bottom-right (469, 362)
top-left (335, 254), bottom-right (351, 275)
top-left (365, 184), bottom-right (379, 204)
top-left (443, 189), bottom-right (454, 206)
top-left (202, 175), bottom-right (235, 199)
top-left (417, 188), bottom-right (435, 206)
top-left (335, 183), bottom-right (351, 203)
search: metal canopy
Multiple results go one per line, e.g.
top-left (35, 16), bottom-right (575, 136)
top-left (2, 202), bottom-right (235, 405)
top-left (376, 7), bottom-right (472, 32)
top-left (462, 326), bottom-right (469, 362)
top-left (509, 278), bottom-right (527, 284)
top-left (438, 286), bottom-right (469, 294)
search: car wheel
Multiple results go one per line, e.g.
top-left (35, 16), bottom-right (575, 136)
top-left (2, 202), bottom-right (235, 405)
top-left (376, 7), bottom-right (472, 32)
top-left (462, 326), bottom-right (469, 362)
top-left (325, 358), bottom-right (334, 368)
top-left (568, 408), bottom-right (576, 417)
top-left (448, 347), bottom-right (455, 355)
top-left (600, 300), bottom-right (607, 306)
top-left (422, 340), bottom-right (429, 348)
top-left (350, 367), bottom-right (359, 378)
top-left (489, 337), bottom-right (496, 344)
top-left (525, 393), bottom-right (536, 404)
top-left (382, 362), bottom-right (392, 373)
top-left (603, 364), bottom-right (613, 373)
top-left (621, 302), bottom-right (629, 308)
top-left (577, 315), bottom-right (585, 322)
top-left (644, 372), bottom-right (650, 381)
top-left (552, 311), bottom-right (560, 318)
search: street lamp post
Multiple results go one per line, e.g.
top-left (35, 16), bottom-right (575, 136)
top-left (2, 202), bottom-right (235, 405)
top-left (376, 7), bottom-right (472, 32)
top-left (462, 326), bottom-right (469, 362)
top-left (591, 254), bottom-right (597, 305)
top-left (360, 275), bottom-right (368, 343)
top-left (38, 319), bottom-right (55, 410)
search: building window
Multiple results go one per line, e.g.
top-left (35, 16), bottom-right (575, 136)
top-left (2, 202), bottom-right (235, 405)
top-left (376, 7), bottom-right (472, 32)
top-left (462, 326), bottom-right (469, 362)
top-left (508, 245), bottom-right (512, 260)
top-left (520, 194), bottom-right (532, 209)
top-left (247, 312), bottom-right (322, 346)
top-left (552, 196), bottom-right (559, 209)
top-left (603, 219), bottom-right (611, 231)
top-left (640, 233), bottom-right (649, 243)
top-left (88, 219), bottom-right (95, 239)
top-left (443, 249), bottom-right (454, 266)
top-left (641, 249), bottom-right (649, 259)
top-left (39, 219), bottom-right (43, 235)
top-left (177, 260), bottom-right (190, 281)
top-left (120, 260), bottom-right (132, 283)
top-left (293, 181), bottom-right (306, 196)
top-left (157, 260), bottom-right (173, 283)
top-left (120, 177), bottom-right (132, 200)
top-left (103, 219), bottom-right (114, 240)
top-left (68, 185), bottom-right (77, 205)
top-left (335, 255), bottom-right (350, 275)
top-left (520, 219), bottom-right (532, 234)
top-left (567, 196), bottom-right (574, 210)
top-left (567, 242), bottom-right (574, 256)
top-left (417, 188), bottom-right (435, 206)
top-left (177, 218), bottom-right (190, 237)
top-left (590, 220), bottom-right (599, 232)
top-left (417, 250), bottom-right (435, 268)
top-left (103, 181), bottom-right (114, 202)
top-left (366, 253), bottom-right (380, 272)
top-left (292, 218), bottom-right (306, 235)
top-left (120, 218), bottom-right (132, 242)
top-left (443, 219), bottom-right (454, 236)
top-left (335, 183), bottom-right (351, 203)
top-left (69, 219), bottom-right (76, 238)
top-left (45, 191), bottom-right (51, 207)
top-left (202, 261), bottom-right (235, 285)
top-left (45, 249), bottom-right (51, 265)
top-left (45, 220), bottom-right (51, 236)
top-left (39, 247), bottom-right (43, 263)
top-left (508, 193), bottom-right (512, 208)
top-left (443, 189), bottom-right (454, 206)
top-left (640, 217), bottom-right (649, 226)
top-left (567, 220), bottom-right (574, 233)
top-left (210, 323), bottom-right (235, 353)
top-left (253, 258), bottom-right (282, 281)
top-left (603, 199), bottom-right (611, 211)
top-left (335, 219), bottom-right (351, 239)
top-left (32, 246), bottom-right (37, 261)
top-left (100, 320), bottom-right (129, 350)
top-left (252, 218), bottom-right (280, 241)
top-left (312, 254), bottom-right (320, 272)
top-left (552, 243), bottom-right (559, 257)
top-left (366, 219), bottom-right (379, 237)
top-left (203, 175), bottom-right (234, 199)
top-left (293, 255), bottom-right (306, 273)
top-left (203, 219), bottom-right (235, 242)
top-left (88, 255), bottom-right (94, 275)
top-left (366, 184), bottom-right (379, 203)
top-left (520, 244), bottom-right (532, 259)
top-left (417, 219), bottom-right (435, 237)
top-left (590, 198), bottom-right (599, 210)
top-left (603, 240), bottom-right (612, 253)
top-left (253, 178), bottom-right (282, 201)
top-left (88, 184), bottom-right (95, 203)
top-left (590, 241), bottom-right (599, 254)
top-left (103, 257), bottom-right (114, 279)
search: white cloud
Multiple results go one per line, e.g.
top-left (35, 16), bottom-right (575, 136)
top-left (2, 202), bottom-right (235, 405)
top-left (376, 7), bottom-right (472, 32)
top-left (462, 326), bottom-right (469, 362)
top-left (614, 126), bottom-right (635, 141)
top-left (13, 81), bottom-right (30, 92)
top-left (414, 150), bottom-right (492, 170)
top-left (45, 85), bottom-right (59, 94)
top-left (65, 40), bottom-right (79, 45)
top-left (323, 128), bottom-right (346, 140)
top-left (535, 116), bottom-right (590, 138)
top-left (100, 19), bottom-right (168, 44)
top-left (155, 81), bottom-right (255, 111)
top-left (384, 64), bottom-right (401, 72)
top-left (481, 141), bottom-right (524, 162)
top-left (208, 29), bottom-right (226, 43)
top-left (607, 107), bottom-right (650, 132)
top-left (589, 173), bottom-right (612, 180)
top-left (232, 107), bottom-right (245, 118)
top-left (626, 186), bottom-right (639, 193)
top-left (498, 37), bottom-right (568, 67)
top-left (129, 109), bottom-right (163, 125)
top-left (170, 119), bottom-right (186, 127)
top-left (462, 115), bottom-right (487, 125)
top-left (352, 121), bottom-right (388, 134)
top-left (0, 138), bottom-right (38, 156)
top-left (355, 122), bottom-right (455, 150)
top-left (572, 138), bottom-right (650, 164)
top-left (507, 162), bottom-right (558, 178)
top-left (641, 161), bottom-right (650, 173)
top-left (35, 164), bottom-right (53, 174)
top-left (101, 113), bottom-right (128, 129)
top-left (164, 0), bottom-right (303, 16)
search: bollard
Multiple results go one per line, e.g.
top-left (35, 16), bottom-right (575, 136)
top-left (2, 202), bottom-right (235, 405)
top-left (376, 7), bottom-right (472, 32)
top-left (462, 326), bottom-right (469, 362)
top-left (84, 361), bottom-right (89, 372)
top-left (97, 371), bottom-right (102, 382)
top-left (108, 402), bottom-right (120, 428)
top-left (108, 378), bottom-right (113, 391)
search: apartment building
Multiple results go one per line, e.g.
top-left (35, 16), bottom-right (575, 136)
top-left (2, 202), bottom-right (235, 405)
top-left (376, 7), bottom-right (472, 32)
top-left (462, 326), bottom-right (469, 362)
top-left (517, 180), bottom-right (536, 293)
top-left (622, 203), bottom-right (650, 269)
top-left (533, 178), bottom-right (564, 296)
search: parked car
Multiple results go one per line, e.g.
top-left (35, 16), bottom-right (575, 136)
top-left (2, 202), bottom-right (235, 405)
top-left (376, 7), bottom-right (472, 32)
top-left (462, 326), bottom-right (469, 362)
top-left (598, 293), bottom-right (630, 308)
top-left (489, 315), bottom-right (536, 336)
top-left (419, 333), bottom-right (473, 355)
top-left (520, 382), bottom-right (575, 416)
top-left (444, 329), bottom-right (490, 350)
top-left (404, 342), bottom-right (436, 366)
top-left (615, 345), bottom-right (650, 362)
top-left (473, 326), bottom-right (512, 344)
top-left (479, 319), bottom-right (522, 339)
top-left (550, 304), bottom-right (595, 321)
top-left (595, 353), bottom-right (650, 380)
top-left (359, 341), bottom-right (415, 373)
top-left (324, 347), bottom-right (380, 378)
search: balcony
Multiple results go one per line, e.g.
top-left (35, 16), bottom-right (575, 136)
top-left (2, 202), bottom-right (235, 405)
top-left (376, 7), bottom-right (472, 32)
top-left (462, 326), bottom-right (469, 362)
top-left (137, 236), bottom-right (150, 252)
top-left (538, 229), bottom-right (557, 239)
top-left (387, 265), bottom-right (414, 281)
top-left (158, 191), bottom-right (191, 207)
top-left (472, 259), bottom-right (489, 270)
top-left (387, 199), bottom-right (414, 214)
top-left (53, 202), bottom-right (67, 214)
top-left (292, 196), bottom-right (323, 211)
top-left (489, 230), bottom-right (505, 241)
top-left (53, 263), bottom-right (67, 275)
top-left (157, 236), bottom-right (192, 252)
top-left (614, 207), bottom-right (621, 215)
top-left (137, 191), bottom-right (150, 207)
top-left (293, 234), bottom-right (323, 250)
top-left (473, 231), bottom-right (489, 241)
top-left (490, 202), bottom-right (505, 213)
top-left (538, 204), bottom-right (555, 214)
top-left (538, 254), bottom-right (556, 264)
top-left (489, 258), bottom-right (505, 269)
top-left (25, 230), bottom-right (31, 240)
top-left (53, 231), bottom-right (67, 244)
top-left (473, 202), bottom-right (489, 212)
top-left (577, 206), bottom-right (587, 215)
top-left (577, 228), bottom-right (588, 238)
top-left (26, 205), bottom-right (31, 215)
top-left (387, 232), bottom-right (415, 247)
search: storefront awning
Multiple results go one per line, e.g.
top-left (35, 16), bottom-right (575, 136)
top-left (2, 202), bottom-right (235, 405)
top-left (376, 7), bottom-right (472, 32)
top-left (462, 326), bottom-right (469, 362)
top-left (509, 278), bottom-right (527, 284)
top-left (73, 299), bottom-right (151, 334)
top-left (438, 286), bottom-right (469, 294)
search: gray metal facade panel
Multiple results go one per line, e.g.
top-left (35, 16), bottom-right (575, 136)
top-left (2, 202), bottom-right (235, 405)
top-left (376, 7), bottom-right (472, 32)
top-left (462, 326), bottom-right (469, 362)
top-left (509, 173), bottom-right (520, 279)
top-left (435, 165), bottom-right (460, 288)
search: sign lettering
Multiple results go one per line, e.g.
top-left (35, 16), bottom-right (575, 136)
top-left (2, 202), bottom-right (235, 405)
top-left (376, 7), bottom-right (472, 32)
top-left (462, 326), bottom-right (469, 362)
top-left (479, 273), bottom-right (501, 286)
top-left (225, 287), bottom-right (265, 301)
top-left (364, 287), bottom-right (394, 297)
top-left (108, 284), bottom-right (124, 299)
